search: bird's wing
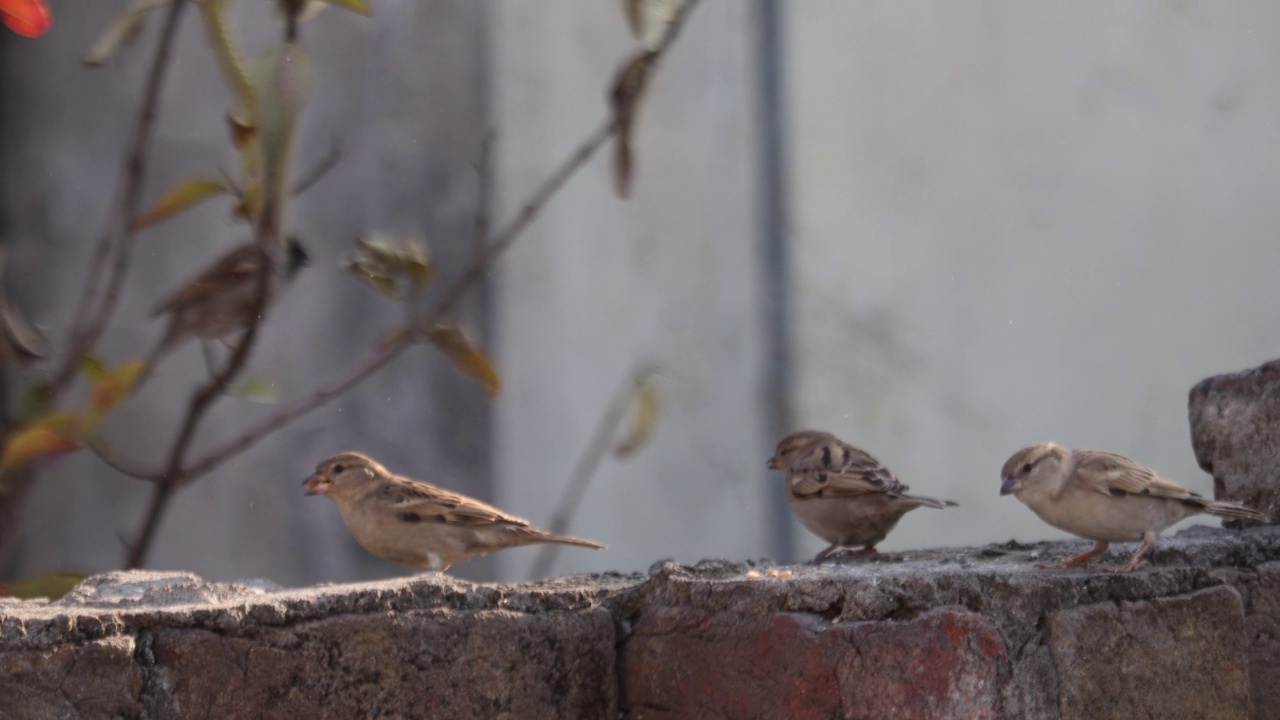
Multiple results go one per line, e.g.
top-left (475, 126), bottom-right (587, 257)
top-left (788, 439), bottom-right (908, 499)
top-left (151, 244), bottom-right (260, 315)
top-left (1073, 450), bottom-right (1199, 501)
top-left (376, 475), bottom-right (532, 527)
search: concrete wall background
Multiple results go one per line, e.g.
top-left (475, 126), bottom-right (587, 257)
top-left (784, 1), bottom-right (1280, 556)
top-left (1, 0), bottom-right (1278, 584)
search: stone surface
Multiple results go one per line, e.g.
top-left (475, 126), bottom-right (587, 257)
top-left (1045, 585), bottom-right (1250, 720)
top-left (3, 529), bottom-right (1280, 718)
top-left (1214, 562), bottom-right (1280, 720)
top-left (1190, 359), bottom-right (1280, 525)
top-left (621, 606), bottom-right (1007, 720)
top-left (0, 636), bottom-right (144, 720)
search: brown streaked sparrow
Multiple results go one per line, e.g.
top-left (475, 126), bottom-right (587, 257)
top-left (768, 430), bottom-right (958, 561)
top-left (145, 237), bottom-right (309, 369)
top-left (1000, 442), bottom-right (1269, 572)
top-left (303, 451), bottom-right (605, 572)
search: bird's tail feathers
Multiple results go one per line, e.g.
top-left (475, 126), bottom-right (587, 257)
top-left (906, 494), bottom-right (959, 510)
top-left (1205, 500), bottom-right (1269, 524)
top-left (537, 531), bottom-right (606, 550)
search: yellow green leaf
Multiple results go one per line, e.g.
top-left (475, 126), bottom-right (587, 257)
top-left (2, 415), bottom-right (83, 469)
top-left (317, 0), bottom-right (372, 16)
top-left (82, 0), bottom-right (169, 67)
top-left (623, 0), bottom-right (683, 51)
top-left (613, 375), bottom-right (661, 458)
top-left (231, 378), bottom-right (279, 404)
top-left (428, 323), bottom-right (501, 399)
top-left (255, 45), bottom-right (312, 232)
top-left (1, 573), bottom-right (86, 600)
top-left (80, 355), bottom-right (108, 382)
top-left (130, 178), bottom-right (229, 232)
top-left (90, 360), bottom-right (146, 416)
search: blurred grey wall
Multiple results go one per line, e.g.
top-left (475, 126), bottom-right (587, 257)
top-left (2, 0), bottom-right (1279, 585)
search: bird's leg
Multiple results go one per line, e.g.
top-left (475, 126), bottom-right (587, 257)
top-left (813, 544), bottom-right (877, 562)
top-left (813, 544), bottom-right (841, 562)
top-left (1036, 540), bottom-right (1108, 569)
top-left (1101, 532), bottom-right (1155, 573)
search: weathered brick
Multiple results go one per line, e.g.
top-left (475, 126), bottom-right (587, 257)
top-left (1045, 585), bottom-right (1250, 720)
top-left (620, 605), bottom-right (1008, 719)
top-left (0, 635), bottom-right (144, 719)
top-left (149, 608), bottom-right (616, 720)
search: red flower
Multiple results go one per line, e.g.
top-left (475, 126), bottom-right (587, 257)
top-left (0, 0), bottom-right (51, 37)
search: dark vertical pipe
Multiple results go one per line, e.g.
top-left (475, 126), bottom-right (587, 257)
top-left (756, 0), bottom-right (795, 562)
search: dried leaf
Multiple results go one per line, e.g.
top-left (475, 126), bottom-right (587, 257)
top-left (343, 259), bottom-right (401, 299)
top-left (609, 53), bottom-right (652, 198)
top-left (623, 0), bottom-right (683, 51)
top-left (613, 375), bottom-right (661, 458)
top-left (1, 572), bottom-right (85, 600)
top-left (226, 111), bottom-right (256, 149)
top-left (428, 323), bottom-right (500, 398)
top-left (89, 360), bottom-right (146, 416)
top-left (82, 0), bottom-right (167, 67)
top-left (2, 414), bottom-right (83, 469)
top-left (401, 239), bottom-right (435, 287)
top-left (317, 0), bottom-right (371, 16)
top-left (130, 177), bottom-right (229, 231)
top-left (231, 378), bottom-right (279, 404)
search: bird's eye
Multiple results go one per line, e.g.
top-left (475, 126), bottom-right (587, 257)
top-left (1021, 463), bottom-right (1033, 474)
top-left (333, 464), bottom-right (345, 474)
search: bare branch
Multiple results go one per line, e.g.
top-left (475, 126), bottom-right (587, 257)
top-left (472, 130), bottom-right (495, 256)
top-left (174, 0), bottom-right (704, 484)
top-left (48, 0), bottom-right (192, 404)
top-left (126, 244), bottom-right (273, 567)
top-left (111, 0), bottom-right (707, 562)
top-left (291, 137), bottom-right (343, 197)
top-left (527, 365), bottom-right (652, 580)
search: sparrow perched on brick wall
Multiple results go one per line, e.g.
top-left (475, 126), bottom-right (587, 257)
top-left (145, 237), bottom-right (309, 369)
top-left (303, 451), bottom-right (605, 572)
top-left (768, 430), bottom-right (958, 561)
top-left (1000, 442), bottom-right (1269, 572)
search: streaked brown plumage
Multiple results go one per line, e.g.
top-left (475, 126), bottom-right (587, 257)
top-left (768, 430), bottom-right (957, 561)
top-left (1000, 442), bottom-right (1269, 572)
top-left (304, 451), bottom-right (605, 572)
top-left (146, 238), bottom-right (309, 369)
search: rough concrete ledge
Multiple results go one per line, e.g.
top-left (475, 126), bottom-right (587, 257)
top-left (2, 526), bottom-right (1278, 719)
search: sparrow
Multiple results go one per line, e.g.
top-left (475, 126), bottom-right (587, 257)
top-left (145, 237), bottom-right (309, 369)
top-left (768, 430), bottom-right (958, 561)
top-left (1000, 442), bottom-right (1269, 572)
top-left (303, 451), bottom-right (606, 572)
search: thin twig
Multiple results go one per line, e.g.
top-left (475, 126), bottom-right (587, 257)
top-left (291, 137), bottom-right (343, 197)
top-left (472, 131), bottom-right (495, 256)
top-left (527, 366), bottom-right (651, 580)
top-left (126, 244), bottom-right (273, 568)
top-left (48, 0), bottom-right (192, 404)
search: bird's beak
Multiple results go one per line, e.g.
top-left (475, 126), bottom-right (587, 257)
top-left (766, 456), bottom-right (781, 470)
top-left (999, 476), bottom-right (1017, 496)
top-left (303, 473), bottom-right (330, 496)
